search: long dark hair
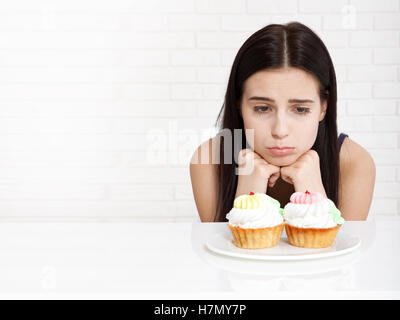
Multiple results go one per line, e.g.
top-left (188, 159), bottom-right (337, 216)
top-left (214, 21), bottom-right (339, 222)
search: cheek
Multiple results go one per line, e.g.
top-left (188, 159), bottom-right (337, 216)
top-left (243, 117), bottom-right (267, 151)
top-left (287, 120), bottom-right (319, 156)
top-left (300, 120), bottom-right (320, 148)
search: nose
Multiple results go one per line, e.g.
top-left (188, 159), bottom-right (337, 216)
top-left (270, 114), bottom-right (289, 139)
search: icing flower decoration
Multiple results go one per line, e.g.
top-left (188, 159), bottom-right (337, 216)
top-left (234, 192), bottom-right (281, 211)
top-left (290, 190), bottom-right (325, 204)
top-left (288, 190), bottom-right (344, 225)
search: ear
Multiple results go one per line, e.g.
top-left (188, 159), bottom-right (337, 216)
top-left (319, 100), bottom-right (327, 122)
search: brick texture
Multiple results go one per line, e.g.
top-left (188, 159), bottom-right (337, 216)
top-left (0, 0), bottom-right (398, 221)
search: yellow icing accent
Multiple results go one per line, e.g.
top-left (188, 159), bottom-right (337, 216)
top-left (234, 193), bottom-right (266, 209)
top-left (233, 193), bottom-right (282, 210)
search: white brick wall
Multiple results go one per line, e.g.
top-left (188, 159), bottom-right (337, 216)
top-left (0, 0), bottom-right (398, 222)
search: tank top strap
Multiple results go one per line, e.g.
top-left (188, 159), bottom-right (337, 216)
top-left (338, 133), bottom-right (349, 151)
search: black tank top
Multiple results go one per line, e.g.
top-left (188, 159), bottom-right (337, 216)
top-left (338, 133), bottom-right (348, 151)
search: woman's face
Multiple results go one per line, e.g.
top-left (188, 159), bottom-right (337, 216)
top-left (240, 67), bottom-right (327, 166)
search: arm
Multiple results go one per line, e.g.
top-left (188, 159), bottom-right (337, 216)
top-left (189, 138), bottom-right (218, 222)
top-left (338, 138), bottom-right (376, 220)
top-left (189, 139), bottom-right (280, 222)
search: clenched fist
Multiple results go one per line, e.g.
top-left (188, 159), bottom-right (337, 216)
top-left (235, 149), bottom-right (281, 198)
top-left (280, 149), bottom-right (327, 197)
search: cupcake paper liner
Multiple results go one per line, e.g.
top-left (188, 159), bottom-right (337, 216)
top-left (228, 223), bottom-right (284, 249)
top-left (284, 224), bottom-right (341, 248)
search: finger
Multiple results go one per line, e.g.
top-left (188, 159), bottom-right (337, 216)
top-left (281, 176), bottom-right (293, 185)
top-left (237, 149), bottom-right (253, 166)
top-left (268, 169), bottom-right (281, 187)
top-left (268, 174), bottom-right (279, 187)
top-left (280, 173), bottom-right (293, 185)
top-left (280, 167), bottom-right (294, 185)
top-left (237, 149), bottom-right (248, 161)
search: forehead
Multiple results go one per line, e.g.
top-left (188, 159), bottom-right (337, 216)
top-left (242, 67), bottom-right (320, 101)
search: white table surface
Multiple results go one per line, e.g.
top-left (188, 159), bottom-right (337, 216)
top-left (0, 217), bottom-right (399, 299)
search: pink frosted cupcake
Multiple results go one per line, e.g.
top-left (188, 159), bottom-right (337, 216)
top-left (283, 190), bottom-right (345, 248)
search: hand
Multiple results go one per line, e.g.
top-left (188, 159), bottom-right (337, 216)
top-left (280, 149), bottom-right (327, 197)
top-left (235, 149), bottom-right (281, 197)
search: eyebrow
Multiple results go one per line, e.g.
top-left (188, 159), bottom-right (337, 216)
top-left (248, 96), bottom-right (315, 104)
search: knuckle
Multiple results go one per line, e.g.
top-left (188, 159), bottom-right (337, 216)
top-left (254, 161), bottom-right (267, 172)
top-left (304, 150), bottom-right (318, 161)
top-left (253, 159), bottom-right (263, 169)
top-left (237, 149), bottom-right (247, 162)
top-left (237, 149), bottom-right (245, 158)
top-left (238, 149), bottom-right (256, 167)
top-left (238, 148), bottom-right (251, 158)
top-left (256, 162), bottom-right (272, 175)
top-left (309, 149), bottom-right (318, 157)
top-left (310, 150), bottom-right (319, 160)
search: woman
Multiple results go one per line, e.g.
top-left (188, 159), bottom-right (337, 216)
top-left (190, 22), bottom-right (375, 222)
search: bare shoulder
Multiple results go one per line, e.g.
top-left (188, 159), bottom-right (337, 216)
top-left (189, 137), bottom-right (220, 222)
top-left (338, 137), bottom-right (376, 220)
top-left (339, 137), bottom-right (375, 172)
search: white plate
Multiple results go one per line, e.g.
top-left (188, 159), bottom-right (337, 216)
top-left (206, 230), bottom-right (361, 261)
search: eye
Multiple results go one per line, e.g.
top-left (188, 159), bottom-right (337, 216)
top-left (253, 106), bottom-right (270, 112)
top-left (295, 106), bottom-right (311, 114)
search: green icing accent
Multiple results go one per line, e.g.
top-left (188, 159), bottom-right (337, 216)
top-left (329, 204), bottom-right (345, 224)
top-left (265, 194), bottom-right (280, 208)
top-left (267, 195), bottom-right (283, 216)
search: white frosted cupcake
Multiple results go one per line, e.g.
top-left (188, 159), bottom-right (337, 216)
top-left (283, 190), bottom-right (345, 248)
top-left (226, 192), bottom-right (284, 249)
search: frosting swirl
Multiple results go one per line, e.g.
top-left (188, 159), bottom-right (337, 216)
top-left (283, 191), bottom-right (345, 228)
top-left (234, 192), bottom-right (281, 209)
top-left (290, 190), bottom-right (325, 204)
top-left (226, 192), bottom-right (283, 229)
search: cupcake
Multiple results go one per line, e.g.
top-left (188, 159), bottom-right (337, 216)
top-left (226, 192), bottom-right (284, 249)
top-left (283, 190), bottom-right (345, 248)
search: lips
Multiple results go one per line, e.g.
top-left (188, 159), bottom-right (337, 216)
top-left (267, 147), bottom-right (295, 156)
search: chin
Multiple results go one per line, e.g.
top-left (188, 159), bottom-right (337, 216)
top-left (264, 154), bottom-right (298, 167)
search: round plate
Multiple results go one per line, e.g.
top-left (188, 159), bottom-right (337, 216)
top-left (206, 230), bottom-right (361, 261)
